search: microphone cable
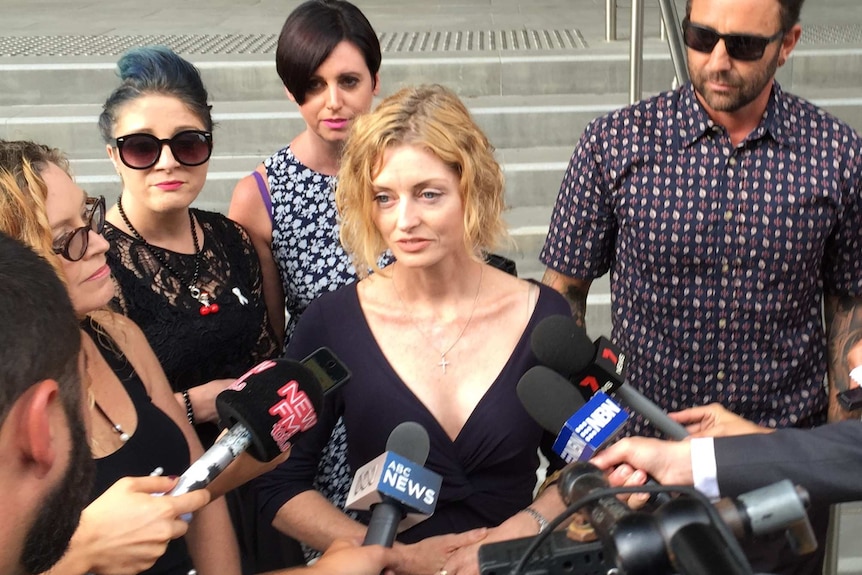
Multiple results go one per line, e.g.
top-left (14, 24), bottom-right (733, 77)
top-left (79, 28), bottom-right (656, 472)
top-left (510, 484), bottom-right (751, 575)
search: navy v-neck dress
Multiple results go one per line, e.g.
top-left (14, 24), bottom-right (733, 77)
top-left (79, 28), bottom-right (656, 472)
top-left (254, 281), bottom-right (569, 542)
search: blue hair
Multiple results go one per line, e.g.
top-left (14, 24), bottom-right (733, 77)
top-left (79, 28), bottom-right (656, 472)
top-left (98, 46), bottom-right (213, 142)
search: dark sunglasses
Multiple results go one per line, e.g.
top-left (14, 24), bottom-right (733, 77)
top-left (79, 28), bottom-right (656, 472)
top-left (115, 130), bottom-right (213, 170)
top-left (52, 195), bottom-right (106, 262)
top-left (683, 19), bottom-right (785, 61)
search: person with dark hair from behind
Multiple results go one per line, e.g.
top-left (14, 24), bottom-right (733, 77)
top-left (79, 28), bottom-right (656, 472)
top-left (97, 46), bottom-right (283, 571)
top-left (0, 231), bottom-right (94, 575)
top-left (540, 0), bottom-right (862, 572)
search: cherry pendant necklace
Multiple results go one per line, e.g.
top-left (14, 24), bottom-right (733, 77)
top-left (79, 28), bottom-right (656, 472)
top-left (117, 197), bottom-right (219, 316)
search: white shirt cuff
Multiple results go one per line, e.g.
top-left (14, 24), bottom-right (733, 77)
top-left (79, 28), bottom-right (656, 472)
top-left (690, 436), bottom-right (720, 500)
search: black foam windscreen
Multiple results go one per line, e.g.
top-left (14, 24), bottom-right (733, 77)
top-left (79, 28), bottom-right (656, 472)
top-left (386, 421), bottom-right (430, 466)
top-left (531, 315), bottom-right (595, 377)
top-left (517, 365), bottom-right (587, 433)
top-left (216, 359), bottom-right (324, 461)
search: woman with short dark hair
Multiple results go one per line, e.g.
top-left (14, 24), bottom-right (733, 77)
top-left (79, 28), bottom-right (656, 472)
top-left (229, 1), bottom-right (387, 562)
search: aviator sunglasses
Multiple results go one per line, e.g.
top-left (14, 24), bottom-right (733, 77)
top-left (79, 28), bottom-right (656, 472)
top-left (115, 130), bottom-right (213, 170)
top-left (53, 195), bottom-right (106, 262)
top-left (683, 19), bottom-right (786, 61)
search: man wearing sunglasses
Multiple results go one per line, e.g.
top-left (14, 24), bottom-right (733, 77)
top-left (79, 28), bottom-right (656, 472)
top-left (541, 0), bottom-right (861, 571)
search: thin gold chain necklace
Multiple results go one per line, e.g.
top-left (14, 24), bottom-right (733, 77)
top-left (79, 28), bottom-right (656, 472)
top-left (392, 266), bottom-right (484, 374)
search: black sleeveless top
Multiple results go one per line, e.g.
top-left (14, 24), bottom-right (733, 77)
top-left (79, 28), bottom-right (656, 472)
top-left (84, 319), bottom-right (193, 575)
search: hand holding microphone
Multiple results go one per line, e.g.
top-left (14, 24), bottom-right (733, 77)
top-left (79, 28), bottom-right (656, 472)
top-left (517, 364), bottom-right (667, 509)
top-left (670, 403), bottom-right (771, 437)
top-left (169, 355), bottom-right (337, 497)
top-left (67, 476), bottom-right (211, 575)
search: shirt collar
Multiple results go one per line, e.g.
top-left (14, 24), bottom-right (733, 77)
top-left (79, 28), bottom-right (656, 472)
top-left (676, 81), bottom-right (797, 150)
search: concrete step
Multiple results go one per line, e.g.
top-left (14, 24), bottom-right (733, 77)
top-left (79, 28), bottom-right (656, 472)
top-left (0, 93), bottom-right (629, 158)
top-left (0, 47), bottom-right (674, 106)
top-left (2, 43), bottom-right (861, 106)
top-left (7, 87), bottom-right (861, 160)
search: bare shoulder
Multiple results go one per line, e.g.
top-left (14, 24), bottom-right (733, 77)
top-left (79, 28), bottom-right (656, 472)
top-left (482, 265), bottom-right (537, 300)
top-left (87, 310), bottom-right (164, 390)
top-left (87, 309), bottom-right (141, 348)
top-left (228, 166), bottom-right (270, 238)
top-left (355, 272), bottom-right (392, 313)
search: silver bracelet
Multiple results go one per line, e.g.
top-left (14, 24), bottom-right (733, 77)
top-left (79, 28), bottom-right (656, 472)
top-left (520, 506), bottom-right (549, 533)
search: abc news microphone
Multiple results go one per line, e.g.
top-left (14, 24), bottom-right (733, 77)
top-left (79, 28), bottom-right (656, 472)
top-left (346, 421), bottom-right (442, 547)
top-left (531, 314), bottom-right (689, 440)
top-left (169, 357), bottom-right (326, 496)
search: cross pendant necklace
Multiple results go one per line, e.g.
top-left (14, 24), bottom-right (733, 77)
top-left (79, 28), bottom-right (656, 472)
top-left (392, 265), bottom-right (484, 374)
top-left (438, 355), bottom-right (450, 374)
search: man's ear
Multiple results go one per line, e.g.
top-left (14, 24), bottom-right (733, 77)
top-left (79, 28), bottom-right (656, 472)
top-left (778, 23), bottom-right (802, 67)
top-left (14, 380), bottom-right (62, 478)
top-left (285, 86), bottom-right (297, 103)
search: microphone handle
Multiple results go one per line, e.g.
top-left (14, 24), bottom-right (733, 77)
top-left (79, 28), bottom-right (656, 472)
top-left (169, 424), bottom-right (253, 496)
top-left (363, 499), bottom-right (404, 547)
top-left (615, 384), bottom-right (689, 440)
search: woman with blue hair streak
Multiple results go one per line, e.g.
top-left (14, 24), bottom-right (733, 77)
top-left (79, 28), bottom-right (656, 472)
top-left (97, 46), bottom-right (287, 571)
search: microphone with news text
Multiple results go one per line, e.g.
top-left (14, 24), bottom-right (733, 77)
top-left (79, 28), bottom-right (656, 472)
top-left (531, 315), bottom-right (689, 440)
top-left (346, 421), bottom-right (443, 547)
top-left (518, 364), bottom-right (673, 507)
top-left (169, 357), bottom-right (326, 496)
top-left (517, 365), bottom-right (628, 462)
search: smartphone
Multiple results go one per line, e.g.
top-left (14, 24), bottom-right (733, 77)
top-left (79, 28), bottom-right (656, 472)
top-left (837, 387), bottom-right (862, 411)
top-left (301, 347), bottom-right (351, 395)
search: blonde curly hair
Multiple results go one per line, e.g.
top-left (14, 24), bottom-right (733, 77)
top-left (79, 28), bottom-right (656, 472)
top-left (336, 84), bottom-right (508, 277)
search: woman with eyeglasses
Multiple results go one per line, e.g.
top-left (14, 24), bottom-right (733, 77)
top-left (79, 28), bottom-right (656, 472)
top-left (98, 46), bottom-right (289, 572)
top-left (0, 139), bottom-right (240, 575)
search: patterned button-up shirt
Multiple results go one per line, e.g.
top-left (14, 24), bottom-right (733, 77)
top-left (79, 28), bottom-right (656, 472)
top-left (541, 82), bottom-right (862, 435)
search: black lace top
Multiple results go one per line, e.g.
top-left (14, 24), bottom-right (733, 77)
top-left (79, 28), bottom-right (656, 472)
top-left (104, 209), bottom-right (279, 446)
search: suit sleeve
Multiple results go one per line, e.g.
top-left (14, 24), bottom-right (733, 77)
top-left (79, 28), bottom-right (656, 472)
top-left (713, 420), bottom-right (862, 506)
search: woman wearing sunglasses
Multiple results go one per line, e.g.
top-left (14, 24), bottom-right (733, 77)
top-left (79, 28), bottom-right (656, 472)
top-left (0, 139), bottom-right (240, 575)
top-left (99, 46), bottom-right (284, 572)
top-left (99, 46), bottom-right (278, 445)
